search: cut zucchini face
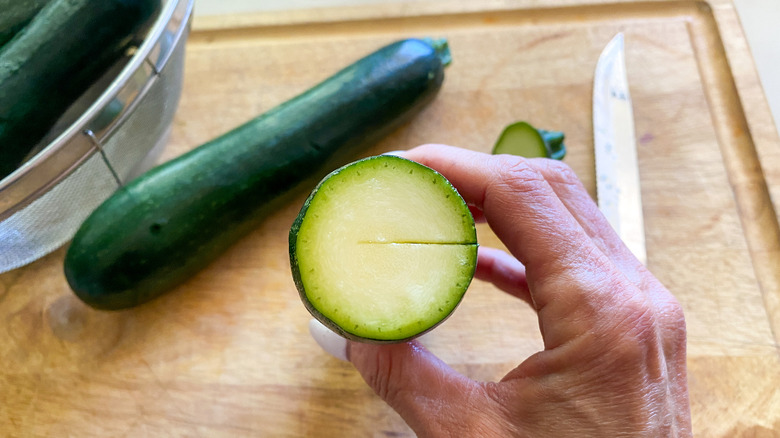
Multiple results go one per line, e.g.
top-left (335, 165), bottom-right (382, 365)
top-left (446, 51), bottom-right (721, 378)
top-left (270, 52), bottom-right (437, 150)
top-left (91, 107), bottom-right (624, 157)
top-left (290, 155), bottom-right (477, 343)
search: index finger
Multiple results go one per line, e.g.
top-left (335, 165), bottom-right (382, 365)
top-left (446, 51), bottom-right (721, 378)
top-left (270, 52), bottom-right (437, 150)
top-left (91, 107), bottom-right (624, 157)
top-left (402, 144), bottom-right (614, 312)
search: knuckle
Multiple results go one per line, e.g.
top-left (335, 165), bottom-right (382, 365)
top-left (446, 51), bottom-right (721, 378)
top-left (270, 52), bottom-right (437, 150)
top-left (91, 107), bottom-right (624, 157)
top-left (540, 159), bottom-right (581, 187)
top-left (489, 155), bottom-right (548, 196)
top-left (601, 290), bottom-right (687, 369)
top-left (607, 294), bottom-right (661, 361)
top-left (660, 296), bottom-right (686, 330)
top-left (658, 295), bottom-right (688, 355)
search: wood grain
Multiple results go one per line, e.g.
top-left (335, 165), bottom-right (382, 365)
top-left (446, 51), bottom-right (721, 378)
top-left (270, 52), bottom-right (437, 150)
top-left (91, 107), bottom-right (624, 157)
top-left (2, 1), bottom-right (779, 436)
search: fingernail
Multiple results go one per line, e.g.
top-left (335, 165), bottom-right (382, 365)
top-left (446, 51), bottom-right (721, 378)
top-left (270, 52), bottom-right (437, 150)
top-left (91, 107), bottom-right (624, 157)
top-left (308, 319), bottom-right (348, 362)
top-left (382, 150), bottom-right (406, 157)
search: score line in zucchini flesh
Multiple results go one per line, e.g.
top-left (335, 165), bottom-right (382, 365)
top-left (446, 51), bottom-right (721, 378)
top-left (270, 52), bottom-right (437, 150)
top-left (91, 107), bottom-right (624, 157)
top-left (290, 155), bottom-right (478, 343)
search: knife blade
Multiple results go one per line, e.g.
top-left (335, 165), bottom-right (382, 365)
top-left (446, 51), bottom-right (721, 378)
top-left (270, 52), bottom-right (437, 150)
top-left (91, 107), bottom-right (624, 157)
top-left (593, 33), bottom-right (647, 265)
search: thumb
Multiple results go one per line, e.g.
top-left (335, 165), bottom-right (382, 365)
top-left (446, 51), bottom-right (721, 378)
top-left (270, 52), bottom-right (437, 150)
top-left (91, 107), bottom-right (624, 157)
top-left (308, 319), bottom-right (486, 435)
top-left (349, 340), bottom-right (483, 435)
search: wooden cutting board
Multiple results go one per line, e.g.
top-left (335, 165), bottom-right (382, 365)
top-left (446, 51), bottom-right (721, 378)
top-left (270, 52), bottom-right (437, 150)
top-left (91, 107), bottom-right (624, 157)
top-left (2, 0), bottom-right (779, 436)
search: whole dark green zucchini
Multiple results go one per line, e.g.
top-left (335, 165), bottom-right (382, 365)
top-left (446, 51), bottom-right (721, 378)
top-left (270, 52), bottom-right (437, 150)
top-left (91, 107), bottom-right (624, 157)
top-left (64, 38), bottom-right (452, 310)
top-left (0, 0), bottom-right (161, 178)
top-left (0, 0), bottom-right (51, 47)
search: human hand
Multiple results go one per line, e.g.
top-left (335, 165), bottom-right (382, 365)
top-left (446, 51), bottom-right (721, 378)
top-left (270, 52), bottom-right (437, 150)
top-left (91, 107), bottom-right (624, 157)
top-left (312, 144), bottom-right (691, 437)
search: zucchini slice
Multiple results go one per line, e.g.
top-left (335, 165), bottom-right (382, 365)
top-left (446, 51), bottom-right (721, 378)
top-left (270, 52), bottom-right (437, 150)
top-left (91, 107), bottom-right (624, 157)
top-left (492, 121), bottom-right (566, 160)
top-left (290, 155), bottom-right (477, 343)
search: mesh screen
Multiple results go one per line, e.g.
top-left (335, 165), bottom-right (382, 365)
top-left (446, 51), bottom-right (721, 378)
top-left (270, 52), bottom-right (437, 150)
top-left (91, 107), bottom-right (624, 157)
top-left (0, 26), bottom-right (187, 273)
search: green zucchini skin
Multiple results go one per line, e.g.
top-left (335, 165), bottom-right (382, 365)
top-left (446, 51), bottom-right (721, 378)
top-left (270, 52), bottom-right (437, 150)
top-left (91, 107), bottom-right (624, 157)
top-left (64, 38), bottom-right (451, 310)
top-left (0, 0), bottom-right (51, 47)
top-left (0, 0), bottom-right (161, 178)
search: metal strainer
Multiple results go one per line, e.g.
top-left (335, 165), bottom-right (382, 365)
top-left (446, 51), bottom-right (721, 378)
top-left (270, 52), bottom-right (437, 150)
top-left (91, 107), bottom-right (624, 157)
top-left (0, 0), bottom-right (193, 273)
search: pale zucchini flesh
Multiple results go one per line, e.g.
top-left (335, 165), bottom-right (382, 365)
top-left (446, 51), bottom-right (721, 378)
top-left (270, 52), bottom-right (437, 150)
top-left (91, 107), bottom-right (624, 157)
top-left (290, 155), bottom-right (477, 342)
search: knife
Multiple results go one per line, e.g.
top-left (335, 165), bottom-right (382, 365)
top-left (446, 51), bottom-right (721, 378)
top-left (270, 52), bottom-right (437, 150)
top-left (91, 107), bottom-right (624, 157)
top-left (593, 33), bottom-right (647, 265)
